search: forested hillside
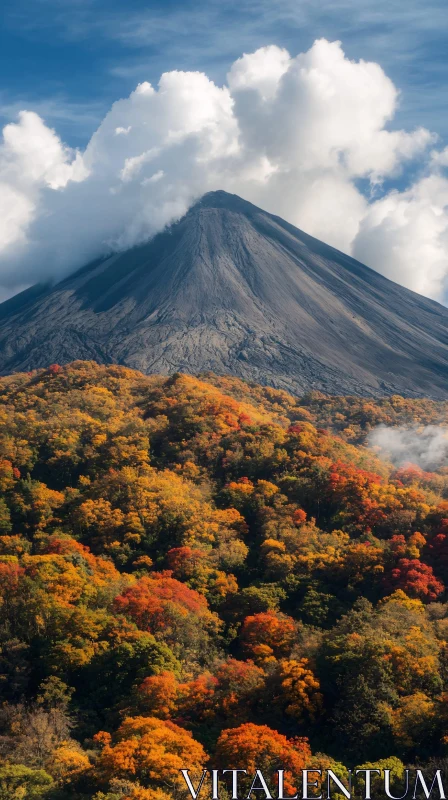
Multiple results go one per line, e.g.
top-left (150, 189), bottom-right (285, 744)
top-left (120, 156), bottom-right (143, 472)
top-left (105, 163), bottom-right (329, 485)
top-left (1, 361), bottom-right (448, 799)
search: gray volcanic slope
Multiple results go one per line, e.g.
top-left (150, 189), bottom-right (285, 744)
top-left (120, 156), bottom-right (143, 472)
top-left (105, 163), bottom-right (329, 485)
top-left (0, 190), bottom-right (447, 397)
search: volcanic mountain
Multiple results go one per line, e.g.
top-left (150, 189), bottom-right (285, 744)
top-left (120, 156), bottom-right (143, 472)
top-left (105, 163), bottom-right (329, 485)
top-left (0, 190), bottom-right (447, 397)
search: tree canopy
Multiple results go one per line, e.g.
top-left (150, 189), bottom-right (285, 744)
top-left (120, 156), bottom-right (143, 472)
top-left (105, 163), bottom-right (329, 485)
top-left (0, 361), bottom-right (447, 797)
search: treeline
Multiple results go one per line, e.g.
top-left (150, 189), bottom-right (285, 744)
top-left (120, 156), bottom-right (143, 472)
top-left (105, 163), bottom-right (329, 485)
top-left (0, 362), bottom-right (447, 799)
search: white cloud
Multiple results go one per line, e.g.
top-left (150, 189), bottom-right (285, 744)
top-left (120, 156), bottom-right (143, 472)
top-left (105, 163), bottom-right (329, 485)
top-left (0, 181), bottom-right (34, 251)
top-left (353, 174), bottom-right (448, 297)
top-left (228, 45), bottom-right (291, 100)
top-left (0, 39), bottom-right (447, 300)
top-left (369, 424), bottom-right (448, 469)
top-left (142, 170), bottom-right (165, 185)
top-left (120, 148), bottom-right (160, 182)
top-left (431, 147), bottom-right (448, 168)
top-left (1, 110), bottom-right (87, 189)
top-left (0, 111), bottom-right (87, 261)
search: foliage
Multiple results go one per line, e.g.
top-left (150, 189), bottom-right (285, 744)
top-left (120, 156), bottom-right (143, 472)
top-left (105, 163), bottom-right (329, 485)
top-left (0, 361), bottom-right (447, 796)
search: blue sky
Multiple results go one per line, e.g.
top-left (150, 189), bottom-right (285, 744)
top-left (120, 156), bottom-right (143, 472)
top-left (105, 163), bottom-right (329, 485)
top-left (1, 0), bottom-right (448, 148)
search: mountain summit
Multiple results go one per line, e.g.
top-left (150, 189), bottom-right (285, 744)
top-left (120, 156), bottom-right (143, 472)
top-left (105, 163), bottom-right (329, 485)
top-left (0, 190), bottom-right (447, 396)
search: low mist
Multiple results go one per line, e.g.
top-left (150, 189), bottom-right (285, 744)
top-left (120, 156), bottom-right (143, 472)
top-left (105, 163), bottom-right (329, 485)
top-left (368, 424), bottom-right (448, 469)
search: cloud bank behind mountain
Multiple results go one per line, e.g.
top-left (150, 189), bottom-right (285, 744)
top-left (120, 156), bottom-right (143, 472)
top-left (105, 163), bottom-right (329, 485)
top-left (0, 39), bottom-right (448, 302)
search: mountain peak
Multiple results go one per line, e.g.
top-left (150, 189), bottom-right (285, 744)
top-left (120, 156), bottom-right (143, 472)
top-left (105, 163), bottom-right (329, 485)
top-left (191, 189), bottom-right (260, 213)
top-left (0, 193), bottom-right (446, 398)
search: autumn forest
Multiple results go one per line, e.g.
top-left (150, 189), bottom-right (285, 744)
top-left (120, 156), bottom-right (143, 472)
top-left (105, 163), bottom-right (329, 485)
top-left (1, 361), bottom-right (448, 799)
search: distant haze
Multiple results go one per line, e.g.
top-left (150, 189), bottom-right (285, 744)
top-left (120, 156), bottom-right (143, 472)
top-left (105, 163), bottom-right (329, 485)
top-left (0, 40), bottom-right (448, 302)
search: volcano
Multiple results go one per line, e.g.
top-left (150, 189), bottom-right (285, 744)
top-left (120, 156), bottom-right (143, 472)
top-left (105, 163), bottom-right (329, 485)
top-left (0, 190), bottom-right (447, 397)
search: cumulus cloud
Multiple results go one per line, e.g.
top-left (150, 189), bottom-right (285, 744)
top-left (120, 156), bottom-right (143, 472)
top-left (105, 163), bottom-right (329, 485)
top-left (353, 174), bottom-right (448, 298)
top-left (0, 39), bottom-right (447, 300)
top-left (369, 425), bottom-right (448, 469)
top-left (0, 110), bottom-right (87, 267)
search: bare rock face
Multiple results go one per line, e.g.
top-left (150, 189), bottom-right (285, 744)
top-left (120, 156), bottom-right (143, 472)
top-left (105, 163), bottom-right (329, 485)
top-left (0, 190), bottom-right (447, 397)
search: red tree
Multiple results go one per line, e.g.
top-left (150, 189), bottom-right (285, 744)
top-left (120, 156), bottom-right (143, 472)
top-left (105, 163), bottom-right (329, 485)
top-left (384, 558), bottom-right (444, 602)
top-left (240, 611), bottom-right (296, 662)
top-left (215, 723), bottom-right (310, 795)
